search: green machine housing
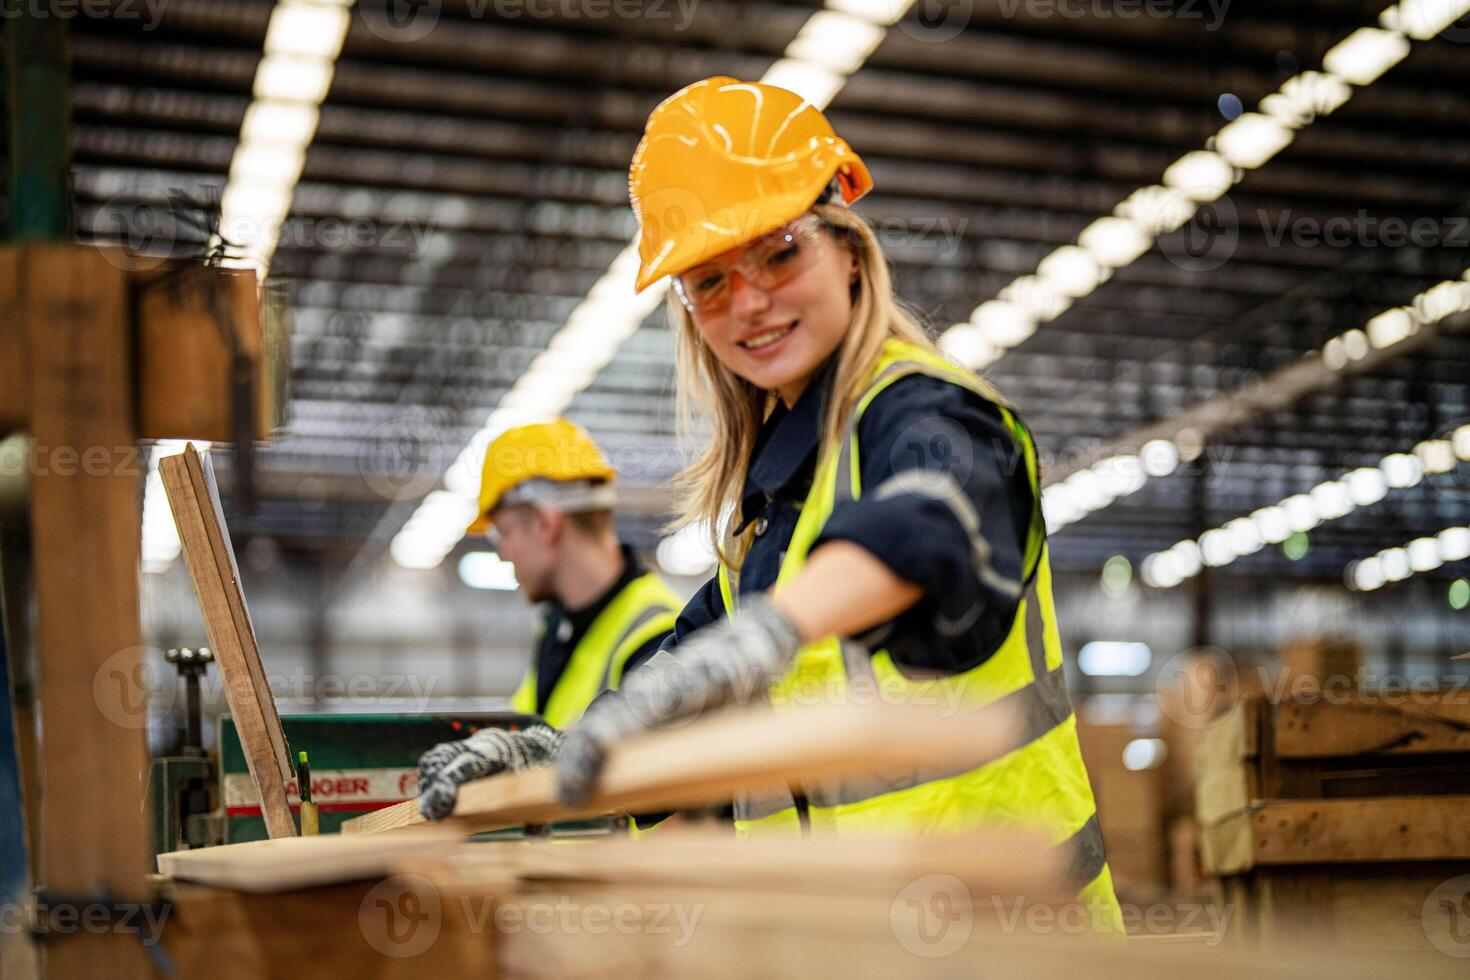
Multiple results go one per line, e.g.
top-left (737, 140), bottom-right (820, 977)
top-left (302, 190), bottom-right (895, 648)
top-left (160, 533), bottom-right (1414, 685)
top-left (219, 712), bottom-right (533, 841)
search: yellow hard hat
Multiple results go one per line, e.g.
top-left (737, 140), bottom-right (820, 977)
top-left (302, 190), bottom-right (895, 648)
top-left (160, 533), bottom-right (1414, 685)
top-left (466, 419), bottom-right (616, 534)
top-left (629, 76), bottom-right (873, 293)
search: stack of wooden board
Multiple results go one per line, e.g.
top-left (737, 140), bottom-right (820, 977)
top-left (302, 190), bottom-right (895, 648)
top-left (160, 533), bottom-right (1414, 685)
top-left (1194, 690), bottom-right (1470, 951)
top-left (154, 828), bottom-right (1469, 979)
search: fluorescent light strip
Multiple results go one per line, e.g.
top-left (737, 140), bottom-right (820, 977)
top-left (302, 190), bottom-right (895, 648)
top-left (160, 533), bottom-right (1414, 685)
top-left (937, 0), bottom-right (1465, 371)
top-left (1042, 269), bottom-right (1470, 534)
top-left (217, 0), bottom-right (354, 274)
top-left (1346, 525), bottom-right (1470, 592)
top-left (391, 0), bottom-right (917, 569)
top-left (1139, 425), bottom-right (1470, 589)
top-left (145, 1), bottom-right (353, 573)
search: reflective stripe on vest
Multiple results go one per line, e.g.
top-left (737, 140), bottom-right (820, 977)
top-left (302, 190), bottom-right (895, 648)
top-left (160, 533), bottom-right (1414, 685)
top-left (719, 339), bottom-right (1119, 916)
top-left (511, 572), bottom-right (680, 730)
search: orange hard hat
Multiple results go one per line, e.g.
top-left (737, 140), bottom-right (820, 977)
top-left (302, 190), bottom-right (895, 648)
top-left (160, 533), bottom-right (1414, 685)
top-left (628, 77), bottom-right (873, 293)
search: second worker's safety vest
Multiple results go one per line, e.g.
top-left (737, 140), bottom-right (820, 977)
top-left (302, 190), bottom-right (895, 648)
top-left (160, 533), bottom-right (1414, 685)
top-left (511, 572), bottom-right (681, 730)
top-left (717, 338), bottom-right (1122, 931)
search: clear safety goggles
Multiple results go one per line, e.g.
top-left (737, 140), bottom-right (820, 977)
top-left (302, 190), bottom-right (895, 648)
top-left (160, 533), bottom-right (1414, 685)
top-left (481, 478), bottom-right (617, 546)
top-left (671, 213), bottom-right (831, 315)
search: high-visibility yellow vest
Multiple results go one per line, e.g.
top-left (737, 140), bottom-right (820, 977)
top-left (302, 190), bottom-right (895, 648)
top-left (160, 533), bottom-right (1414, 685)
top-left (717, 338), bottom-right (1122, 931)
top-left (511, 572), bottom-right (681, 730)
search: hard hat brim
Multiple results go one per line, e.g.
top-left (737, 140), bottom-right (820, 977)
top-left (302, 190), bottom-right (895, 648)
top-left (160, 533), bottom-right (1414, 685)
top-left (634, 156), bottom-right (873, 293)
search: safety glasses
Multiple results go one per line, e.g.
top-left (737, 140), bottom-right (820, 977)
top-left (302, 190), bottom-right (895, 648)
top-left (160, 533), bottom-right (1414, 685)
top-left (672, 213), bottom-right (830, 315)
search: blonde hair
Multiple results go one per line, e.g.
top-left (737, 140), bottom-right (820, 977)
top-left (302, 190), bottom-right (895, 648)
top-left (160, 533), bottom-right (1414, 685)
top-left (666, 203), bottom-right (1003, 569)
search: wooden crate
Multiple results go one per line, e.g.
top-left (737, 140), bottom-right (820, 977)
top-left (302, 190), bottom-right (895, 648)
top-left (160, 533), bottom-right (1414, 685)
top-left (1195, 691), bottom-right (1470, 950)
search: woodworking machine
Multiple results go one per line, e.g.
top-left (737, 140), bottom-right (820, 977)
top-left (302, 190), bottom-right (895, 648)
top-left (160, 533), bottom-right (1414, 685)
top-left (149, 649), bottom-right (613, 858)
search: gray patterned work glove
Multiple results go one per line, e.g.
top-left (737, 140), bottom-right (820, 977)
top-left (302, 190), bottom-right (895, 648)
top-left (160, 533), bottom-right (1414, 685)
top-left (556, 594), bottom-right (803, 806)
top-left (417, 725), bottom-right (564, 820)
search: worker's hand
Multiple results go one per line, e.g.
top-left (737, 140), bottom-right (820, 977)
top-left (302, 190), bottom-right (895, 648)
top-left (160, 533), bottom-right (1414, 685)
top-left (416, 725), bottom-right (564, 820)
top-left (556, 594), bottom-right (803, 806)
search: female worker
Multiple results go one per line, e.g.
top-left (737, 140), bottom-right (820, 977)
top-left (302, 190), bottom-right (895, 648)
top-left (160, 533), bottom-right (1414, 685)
top-left (562, 76), bottom-right (1122, 927)
top-left (423, 76), bottom-right (1121, 929)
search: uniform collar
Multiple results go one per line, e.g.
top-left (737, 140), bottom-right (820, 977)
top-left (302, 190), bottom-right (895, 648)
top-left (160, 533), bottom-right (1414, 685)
top-left (736, 359), bottom-right (837, 531)
top-left (556, 543), bottom-right (643, 636)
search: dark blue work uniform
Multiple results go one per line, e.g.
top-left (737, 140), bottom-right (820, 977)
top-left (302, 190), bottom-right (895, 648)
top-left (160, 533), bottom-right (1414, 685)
top-left (659, 358), bottom-right (1036, 672)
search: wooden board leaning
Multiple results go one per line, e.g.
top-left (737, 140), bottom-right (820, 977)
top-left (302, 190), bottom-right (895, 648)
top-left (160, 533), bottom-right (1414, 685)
top-left (160, 443), bottom-right (296, 838)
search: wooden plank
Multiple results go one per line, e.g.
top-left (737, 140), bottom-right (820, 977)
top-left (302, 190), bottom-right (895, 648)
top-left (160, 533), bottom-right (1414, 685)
top-left (1248, 863), bottom-right (1470, 952)
top-left (157, 873), bottom-right (1466, 980)
top-left (343, 699), bottom-right (1020, 836)
top-left (160, 879), bottom-right (498, 977)
top-left (157, 830), bottom-right (459, 892)
top-left (23, 244), bottom-right (151, 977)
top-left (417, 828), bottom-right (1063, 899)
top-left (136, 266), bottom-right (273, 441)
top-left (1249, 796), bottom-right (1470, 865)
top-left (0, 248), bottom-right (25, 431)
top-left (1274, 696), bottom-right (1470, 758)
top-left (485, 881), bottom-right (1463, 980)
top-left (160, 444), bottom-right (294, 838)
